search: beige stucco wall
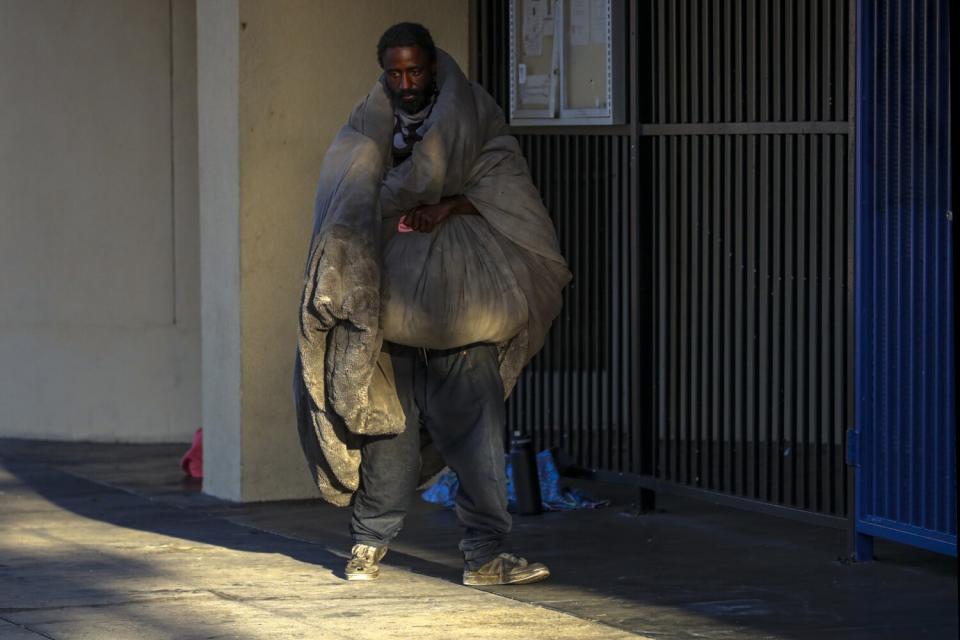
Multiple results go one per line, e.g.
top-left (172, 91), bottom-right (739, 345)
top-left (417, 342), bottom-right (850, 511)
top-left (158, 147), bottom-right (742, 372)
top-left (198, 0), bottom-right (470, 501)
top-left (0, 0), bottom-right (200, 442)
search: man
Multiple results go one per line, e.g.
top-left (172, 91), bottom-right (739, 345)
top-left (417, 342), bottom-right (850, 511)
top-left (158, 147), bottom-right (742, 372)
top-left (294, 22), bottom-right (570, 587)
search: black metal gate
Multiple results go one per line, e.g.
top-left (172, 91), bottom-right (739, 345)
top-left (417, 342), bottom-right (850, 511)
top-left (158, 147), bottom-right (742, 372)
top-left (473, 0), bottom-right (855, 522)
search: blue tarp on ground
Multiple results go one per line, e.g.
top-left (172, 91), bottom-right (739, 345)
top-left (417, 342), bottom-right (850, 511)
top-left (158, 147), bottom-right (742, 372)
top-left (422, 449), bottom-right (609, 511)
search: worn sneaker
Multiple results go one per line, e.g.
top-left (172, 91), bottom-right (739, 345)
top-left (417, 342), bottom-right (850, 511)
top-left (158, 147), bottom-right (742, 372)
top-left (462, 553), bottom-right (550, 586)
top-left (344, 543), bottom-right (388, 581)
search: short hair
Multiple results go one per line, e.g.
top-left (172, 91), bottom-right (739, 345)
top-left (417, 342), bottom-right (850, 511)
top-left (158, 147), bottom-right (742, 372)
top-left (377, 22), bottom-right (436, 67)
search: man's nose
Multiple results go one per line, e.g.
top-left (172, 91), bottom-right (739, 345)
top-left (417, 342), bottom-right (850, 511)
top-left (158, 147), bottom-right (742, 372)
top-left (399, 73), bottom-right (414, 90)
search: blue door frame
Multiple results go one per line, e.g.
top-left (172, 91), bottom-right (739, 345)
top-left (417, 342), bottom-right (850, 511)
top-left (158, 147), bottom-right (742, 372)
top-left (852, 0), bottom-right (956, 559)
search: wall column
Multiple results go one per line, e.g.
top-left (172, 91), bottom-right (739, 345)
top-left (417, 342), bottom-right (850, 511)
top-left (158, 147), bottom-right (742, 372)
top-left (197, 0), bottom-right (469, 501)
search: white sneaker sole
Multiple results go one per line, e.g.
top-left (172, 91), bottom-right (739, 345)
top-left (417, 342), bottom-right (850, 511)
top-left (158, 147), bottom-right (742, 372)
top-left (462, 565), bottom-right (550, 586)
top-left (345, 569), bottom-right (380, 581)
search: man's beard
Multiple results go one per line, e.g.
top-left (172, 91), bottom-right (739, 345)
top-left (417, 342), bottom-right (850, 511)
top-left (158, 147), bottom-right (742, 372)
top-left (390, 82), bottom-right (436, 114)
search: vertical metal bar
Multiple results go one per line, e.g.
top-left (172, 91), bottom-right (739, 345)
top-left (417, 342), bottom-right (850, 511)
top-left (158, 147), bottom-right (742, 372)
top-left (699, 136), bottom-right (710, 488)
top-left (785, 0), bottom-right (795, 121)
top-left (773, 0), bottom-right (783, 122)
top-left (681, 0), bottom-right (691, 122)
top-left (892, 0), bottom-right (903, 526)
top-left (621, 135), bottom-right (631, 473)
top-left (759, 0), bottom-right (770, 122)
top-left (543, 134), bottom-right (553, 450)
top-left (940, 0), bottom-right (955, 537)
top-left (746, 0), bottom-right (757, 122)
top-left (844, 0), bottom-right (856, 522)
top-left (773, 133), bottom-right (785, 504)
top-left (810, 0), bottom-right (821, 122)
top-left (813, 132), bottom-right (826, 513)
top-left (585, 135), bottom-right (593, 469)
top-left (612, 138), bottom-right (620, 471)
top-left (797, 0), bottom-right (808, 121)
top-left (745, 133), bottom-right (758, 499)
top-left (657, 135), bottom-right (669, 480)
top-left (733, 134), bottom-right (745, 495)
top-left (687, 136), bottom-right (706, 486)
top-left (833, 134), bottom-right (846, 514)
top-left (713, 0), bottom-right (722, 122)
top-left (918, 0), bottom-right (931, 530)
top-left (723, 134), bottom-right (735, 493)
top-left (878, 0), bottom-right (891, 525)
top-left (927, 0), bottom-right (939, 532)
top-left (829, 0), bottom-right (839, 121)
top-left (626, 135), bottom-right (640, 474)
top-left (797, 134), bottom-right (810, 510)
top-left (657, 0), bottom-right (667, 123)
top-left (913, 0), bottom-right (928, 530)
top-left (567, 135), bottom-right (577, 459)
top-left (723, 0), bottom-right (734, 121)
top-left (533, 136), bottom-right (543, 446)
top-left (669, 0), bottom-right (680, 122)
top-left (555, 134), bottom-right (564, 454)
top-left (836, 0), bottom-right (847, 122)
top-left (784, 136), bottom-right (803, 507)
top-left (669, 136), bottom-right (680, 480)
top-left (759, 133), bottom-right (772, 502)
top-left (690, 0), bottom-right (701, 123)
top-left (806, 131), bottom-right (818, 512)
top-left (702, 0), bottom-right (712, 122)
top-left (711, 133), bottom-right (723, 491)
top-left (906, 0), bottom-right (919, 529)
top-left (678, 134), bottom-right (690, 483)
top-left (567, 135), bottom-right (580, 468)
top-left (733, 0), bottom-right (743, 121)
top-left (935, 0), bottom-right (948, 534)
top-left (599, 138), bottom-right (610, 471)
top-left (853, 0), bottom-right (873, 548)
top-left (588, 136), bottom-right (598, 469)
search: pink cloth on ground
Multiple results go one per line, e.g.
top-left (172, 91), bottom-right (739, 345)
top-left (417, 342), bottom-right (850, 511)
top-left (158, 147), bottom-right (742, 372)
top-left (180, 427), bottom-right (203, 478)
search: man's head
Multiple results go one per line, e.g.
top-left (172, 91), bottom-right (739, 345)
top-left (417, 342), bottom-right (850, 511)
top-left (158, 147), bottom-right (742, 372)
top-left (377, 22), bottom-right (437, 114)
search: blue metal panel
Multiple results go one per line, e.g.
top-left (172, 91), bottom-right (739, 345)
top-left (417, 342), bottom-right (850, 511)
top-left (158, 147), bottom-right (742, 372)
top-left (854, 0), bottom-right (955, 558)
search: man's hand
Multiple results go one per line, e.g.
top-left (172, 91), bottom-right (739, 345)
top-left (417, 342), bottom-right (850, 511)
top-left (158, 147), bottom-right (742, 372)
top-left (403, 195), bottom-right (478, 233)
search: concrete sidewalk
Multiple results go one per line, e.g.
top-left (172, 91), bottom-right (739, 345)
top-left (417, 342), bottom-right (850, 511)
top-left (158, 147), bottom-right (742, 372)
top-left (0, 440), bottom-right (956, 639)
top-left (0, 454), bottom-right (637, 639)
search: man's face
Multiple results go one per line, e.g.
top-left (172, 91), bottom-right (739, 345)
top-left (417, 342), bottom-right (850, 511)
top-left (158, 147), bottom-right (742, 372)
top-left (383, 45), bottom-right (436, 114)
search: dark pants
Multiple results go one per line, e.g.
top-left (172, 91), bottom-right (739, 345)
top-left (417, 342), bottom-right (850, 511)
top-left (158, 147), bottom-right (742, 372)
top-left (350, 342), bottom-right (511, 570)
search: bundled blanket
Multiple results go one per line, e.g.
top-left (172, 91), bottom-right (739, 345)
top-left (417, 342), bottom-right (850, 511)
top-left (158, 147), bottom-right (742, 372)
top-left (294, 50), bottom-right (571, 506)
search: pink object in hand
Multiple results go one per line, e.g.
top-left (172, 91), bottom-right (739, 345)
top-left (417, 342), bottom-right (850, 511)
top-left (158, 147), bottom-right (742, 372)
top-left (180, 427), bottom-right (203, 478)
top-left (398, 215), bottom-right (414, 233)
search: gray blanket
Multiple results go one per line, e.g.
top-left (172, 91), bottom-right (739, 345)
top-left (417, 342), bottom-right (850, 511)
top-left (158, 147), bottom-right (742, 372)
top-left (294, 50), bottom-right (571, 506)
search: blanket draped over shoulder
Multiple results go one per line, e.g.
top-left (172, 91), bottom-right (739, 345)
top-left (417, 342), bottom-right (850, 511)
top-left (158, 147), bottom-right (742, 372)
top-left (294, 50), bottom-right (571, 506)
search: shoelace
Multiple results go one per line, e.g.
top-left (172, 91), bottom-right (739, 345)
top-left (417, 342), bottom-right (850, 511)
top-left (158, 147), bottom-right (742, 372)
top-left (496, 553), bottom-right (526, 568)
top-left (350, 546), bottom-right (377, 567)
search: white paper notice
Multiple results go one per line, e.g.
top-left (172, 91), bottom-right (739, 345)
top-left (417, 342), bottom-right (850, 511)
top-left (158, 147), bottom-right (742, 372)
top-left (523, 0), bottom-right (545, 57)
top-left (590, 0), bottom-right (607, 44)
top-left (569, 0), bottom-right (589, 47)
top-left (520, 73), bottom-right (550, 105)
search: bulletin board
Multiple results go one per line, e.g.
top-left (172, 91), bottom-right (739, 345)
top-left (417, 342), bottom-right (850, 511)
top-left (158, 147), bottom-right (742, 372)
top-left (509, 0), bottom-right (624, 126)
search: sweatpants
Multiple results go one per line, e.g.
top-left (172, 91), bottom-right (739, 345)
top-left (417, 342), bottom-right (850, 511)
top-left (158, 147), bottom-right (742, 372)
top-left (349, 342), bottom-right (511, 570)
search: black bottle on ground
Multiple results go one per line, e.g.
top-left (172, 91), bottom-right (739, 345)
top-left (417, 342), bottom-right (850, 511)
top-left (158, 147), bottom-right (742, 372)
top-left (509, 431), bottom-right (542, 515)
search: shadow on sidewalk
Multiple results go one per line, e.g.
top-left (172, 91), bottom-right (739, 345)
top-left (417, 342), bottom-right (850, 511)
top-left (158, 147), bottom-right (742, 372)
top-left (1, 439), bottom-right (956, 640)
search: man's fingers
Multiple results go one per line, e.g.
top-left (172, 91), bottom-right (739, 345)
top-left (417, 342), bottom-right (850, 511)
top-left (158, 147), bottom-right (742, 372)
top-left (404, 204), bottom-right (446, 233)
top-left (408, 210), bottom-right (423, 231)
top-left (411, 207), bottom-right (429, 232)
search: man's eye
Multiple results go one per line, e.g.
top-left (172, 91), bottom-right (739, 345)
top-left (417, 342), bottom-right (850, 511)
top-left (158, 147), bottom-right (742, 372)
top-left (411, 68), bottom-right (421, 77)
